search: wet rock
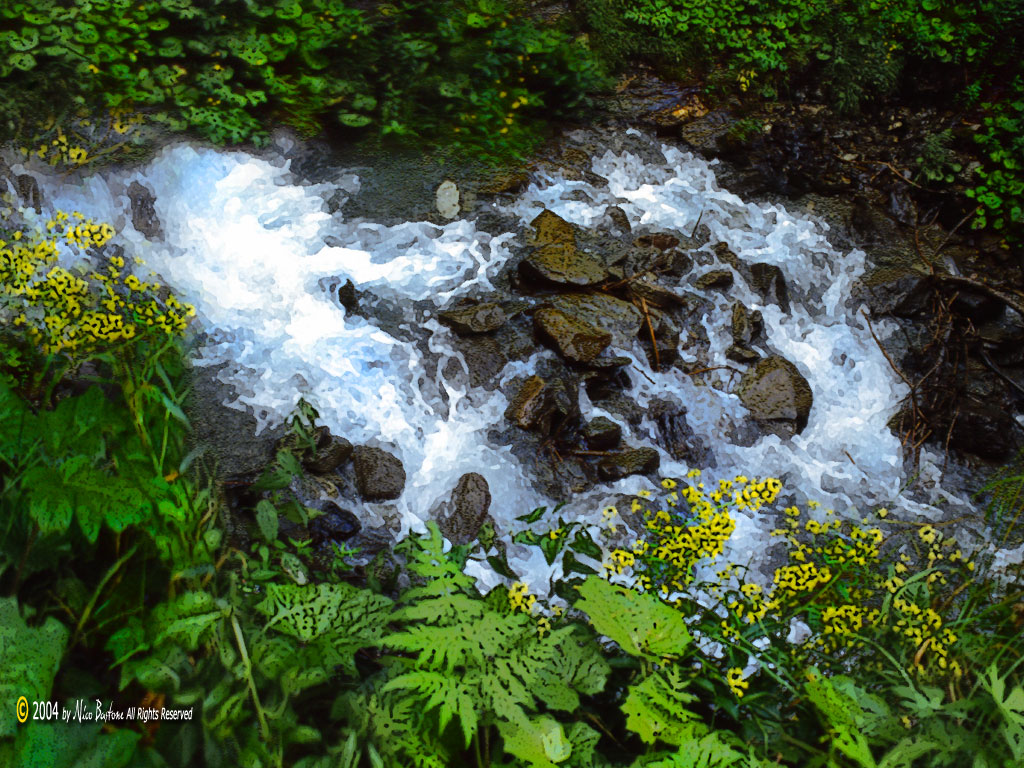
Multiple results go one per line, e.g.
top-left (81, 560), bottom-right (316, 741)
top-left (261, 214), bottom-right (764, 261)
top-left (736, 355), bottom-right (814, 437)
top-left (726, 345), bottom-right (761, 364)
top-left (309, 504), bottom-right (361, 542)
top-left (712, 242), bottom-right (742, 270)
top-left (477, 170), bottom-right (529, 195)
top-left (582, 416), bottom-right (622, 450)
top-left (451, 334), bottom-right (508, 389)
top-left (520, 244), bottom-right (611, 288)
top-left (546, 293), bottom-right (642, 348)
top-left (606, 206), bottom-right (631, 232)
top-left (695, 269), bottom-right (734, 291)
top-left (534, 307), bottom-right (612, 363)
top-left (640, 310), bottom-right (682, 368)
top-left (597, 448), bottom-right (660, 481)
top-left (628, 274), bottom-right (688, 308)
top-left (14, 174), bottom-right (42, 213)
top-left (530, 209), bottom-right (576, 247)
top-left (650, 399), bottom-right (714, 467)
top-left (437, 472), bottom-right (492, 545)
top-left (504, 374), bottom-right (577, 433)
top-left (352, 446), bottom-right (406, 501)
top-left (439, 302), bottom-right (507, 334)
top-left (952, 288), bottom-right (1004, 325)
top-left (127, 180), bottom-right (164, 240)
top-left (730, 302), bottom-right (764, 346)
top-left (305, 430), bottom-right (354, 474)
top-left (634, 233), bottom-right (680, 251)
top-left (749, 263), bottom-right (789, 312)
top-left (948, 401), bottom-right (1018, 461)
top-left (581, 357), bottom-right (633, 400)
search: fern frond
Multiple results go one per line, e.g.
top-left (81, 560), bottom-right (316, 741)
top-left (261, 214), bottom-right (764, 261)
top-left (622, 665), bottom-right (707, 747)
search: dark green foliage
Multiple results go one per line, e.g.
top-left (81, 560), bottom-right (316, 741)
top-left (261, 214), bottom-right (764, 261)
top-left (0, 0), bottom-right (608, 161)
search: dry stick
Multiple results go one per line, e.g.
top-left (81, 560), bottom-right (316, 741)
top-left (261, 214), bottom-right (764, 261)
top-left (978, 347), bottom-right (1024, 397)
top-left (861, 309), bottom-right (925, 452)
top-left (570, 450), bottom-right (621, 457)
top-left (931, 273), bottom-right (1024, 319)
top-left (833, 152), bottom-right (930, 191)
top-left (638, 295), bottom-right (661, 371)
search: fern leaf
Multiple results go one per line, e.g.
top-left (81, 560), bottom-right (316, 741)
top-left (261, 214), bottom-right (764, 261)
top-left (529, 625), bottom-right (609, 712)
top-left (384, 623), bottom-right (477, 672)
top-left (256, 582), bottom-right (391, 649)
top-left (805, 672), bottom-right (879, 768)
top-left (622, 666), bottom-right (706, 747)
top-left (576, 576), bottom-right (691, 660)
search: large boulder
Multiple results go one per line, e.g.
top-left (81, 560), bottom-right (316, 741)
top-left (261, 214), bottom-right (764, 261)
top-left (736, 355), bottom-right (813, 437)
top-left (352, 446), bottom-right (406, 501)
top-left (436, 472), bottom-right (492, 545)
top-left (128, 180), bottom-right (164, 240)
top-left (533, 308), bottom-right (612, 363)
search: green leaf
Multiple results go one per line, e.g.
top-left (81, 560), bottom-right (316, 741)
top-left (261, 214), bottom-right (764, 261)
top-left (338, 112), bottom-right (372, 127)
top-left (9, 28), bottom-right (40, 51)
top-left (517, 506), bottom-right (549, 524)
top-left (8, 51), bottom-right (36, 70)
top-left (575, 576), bottom-right (692, 660)
top-left (0, 598), bottom-right (68, 739)
top-left (255, 499), bottom-right (279, 542)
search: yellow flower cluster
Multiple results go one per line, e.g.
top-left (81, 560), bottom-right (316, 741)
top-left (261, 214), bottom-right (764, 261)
top-left (1, 209), bottom-right (195, 356)
top-left (726, 667), bottom-right (749, 697)
top-left (605, 475), bottom-right (781, 595)
top-left (508, 581), bottom-right (537, 613)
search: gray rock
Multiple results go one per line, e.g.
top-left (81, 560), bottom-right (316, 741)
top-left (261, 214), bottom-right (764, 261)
top-left (533, 307), bottom-right (612, 363)
top-left (597, 448), bottom-right (660, 481)
top-left (736, 355), bottom-right (814, 436)
top-left (127, 180), bottom-right (164, 240)
top-left (582, 416), bottom-right (622, 450)
top-left (695, 269), bottom-right (734, 291)
top-left (437, 472), bottom-right (492, 545)
top-left (606, 205), bottom-right (631, 232)
top-left (352, 446), bottom-right (406, 501)
top-left (439, 302), bottom-right (507, 334)
top-left (650, 399), bottom-right (714, 468)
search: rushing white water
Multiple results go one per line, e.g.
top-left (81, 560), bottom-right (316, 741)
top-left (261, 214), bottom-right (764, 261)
top-left (14, 130), bottom-right (979, 591)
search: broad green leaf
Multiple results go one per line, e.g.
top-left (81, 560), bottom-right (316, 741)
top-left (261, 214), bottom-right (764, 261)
top-left (575, 576), bottom-right (691, 660)
top-left (0, 598), bottom-right (68, 739)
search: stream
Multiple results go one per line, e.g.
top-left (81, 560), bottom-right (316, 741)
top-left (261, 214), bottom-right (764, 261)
top-left (18, 126), bottom-right (1006, 594)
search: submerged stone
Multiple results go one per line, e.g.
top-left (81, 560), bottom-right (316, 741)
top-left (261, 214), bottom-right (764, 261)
top-left (695, 269), bottom-right (734, 291)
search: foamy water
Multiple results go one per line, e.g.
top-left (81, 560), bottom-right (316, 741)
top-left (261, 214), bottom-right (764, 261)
top-left (14, 131), bottom-right (985, 592)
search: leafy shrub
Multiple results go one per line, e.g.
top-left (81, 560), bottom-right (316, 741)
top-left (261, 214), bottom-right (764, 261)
top-left (0, 0), bottom-right (608, 160)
